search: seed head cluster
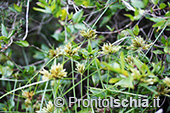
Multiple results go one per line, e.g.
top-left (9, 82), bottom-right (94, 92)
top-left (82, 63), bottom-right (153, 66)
top-left (76, 63), bottom-right (85, 74)
top-left (163, 77), bottom-right (170, 87)
top-left (127, 37), bottom-right (152, 50)
top-left (40, 63), bottom-right (67, 80)
top-left (22, 91), bottom-right (34, 108)
top-left (80, 29), bottom-right (97, 39)
top-left (50, 63), bottom-right (67, 79)
top-left (64, 43), bottom-right (80, 56)
top-left (102, 43), bottom-right (121, 54)
top-left (49, 47), bottom-right (63, 58)
top-left (42, 101), bottom-right (54, 113)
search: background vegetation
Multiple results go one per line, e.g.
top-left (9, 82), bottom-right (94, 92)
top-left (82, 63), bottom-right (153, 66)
top-left (0, 0), bottom-right (170, 112)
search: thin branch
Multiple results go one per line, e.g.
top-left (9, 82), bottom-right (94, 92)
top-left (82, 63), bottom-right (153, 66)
top-left (22, 0), bottom-right (30, 40)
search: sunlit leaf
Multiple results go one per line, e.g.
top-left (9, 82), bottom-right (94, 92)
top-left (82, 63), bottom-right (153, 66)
top-left (151, 0), bottom-right (159, 5)
top-left (109, 78), bottom-right (121, 84)
top-left (164, 46), bottom-right (170, 54)
top-left (131, 0), bottom-right (145, 8)
top-left (74, 23), bottom-right (86, 30)
top-left (33, 7), bottom-right (51, 13)
top-left (15, 40), bottom-right (29, 47)
top-left (73, 9), bottom-right (84, 23)
top-left (148, 17), bottom-right (165, 23)
top-left (1, 23), bottom-right (8, 37)
top-left (152, 50), bottom-right (164, 54)
top-left (115, 76), bottom-right (134, 89)
top-left (13, 4), bottom-right (22, 12)
top-left (106, 25), bottom-right (114, 31)
top-left (133, 25), bottom-right (140, 35)
top-left (102, 62), bottom-right (129, 77)
top-left (61, 9), bottom-right (67, 20)
top-left (159, 3), bottom-right (166, 9)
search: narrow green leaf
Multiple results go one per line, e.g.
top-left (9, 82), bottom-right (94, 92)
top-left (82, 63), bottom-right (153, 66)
top-left (0, 36), bottom-right (8, 40)
top-left (99, 16), bottom-right (111, 28)
top-left (8, 29), bottom-right (15, 38)
top-left (148, 17), bottom-right (165, 22)
top-left (151, 0), bottom-right (159, 5)
top-left (36, 2), bottom-right (46, 8)
top-left (106, 25), bottom-right (114, 31)
top-left (73, 9), bottom-right (84, 23)
top-left (13, 4), bottom-right (22, 12)
top-left (68, 12), bottom-right (73, 20)
top-left (127, 29), bottom-right (135, 37)
top-left (109, 78), bottom-right (121, 84)
top-left (168, 2), bottom-right (170, 8)
top-left (120, 52), bottom-right (125, 70)
top-left (124, 14), bottom-right (134, 21)
top-left (39, 0), bottom-right (48, 6)
top-left (33, 7), bottom-right (51, 13)
top-left (1, 23), bottom-right (8, 37)
top-left (133, 58), bottom-right (143, 70)
top-left (152, 50), bottom-right (164, 54)
top-left (88, 40), bottom-right (92, 53)
top-left (95, 57), bottom-right (101, 68)
top-left (152, 20), bottom-right (165, 27)
top-left (106, 25), bottom-right (112, 31)
top-left (15, 40), bottom-right (29, 47)
top-left (102, 62), bottom-right (129, 77)
top-left (165, 11), bottom-right (170, 17)
top-left (0, 36), bottom-right (8, 43)
top-left (133, 25), bottom-right (140, 35)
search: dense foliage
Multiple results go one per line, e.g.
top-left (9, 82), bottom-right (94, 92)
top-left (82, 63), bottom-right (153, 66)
top-left (0, 0), bottom-right (170, 112)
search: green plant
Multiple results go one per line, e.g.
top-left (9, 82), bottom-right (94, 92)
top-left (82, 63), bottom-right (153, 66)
top-left (0, 0), bottom-right (170, 113)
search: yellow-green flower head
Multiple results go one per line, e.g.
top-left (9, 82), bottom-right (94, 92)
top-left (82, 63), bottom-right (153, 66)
top-left (25, 98), bottom-right (31, 108)
top-left (22, 91), bottom-right (34, 99)
top-left (163, 76), bottom-right (170, 87)
top-left (42, 101), bottom-right (54, 113)
top-left (127, 37), bottom-right (152, 50)
top-left (102, 43), bottom-right (121, 54)
top-left (125, 56), bottom-right (134, 64)
top-left (141, 78), bottom-right (158, 85)
top-left (80, 29), bottom-right (97, 39)
top-left (49, 49), bottom-right (57, 58)
top-left (49, 47), bottom-right (63, 58)
top-left (131, 68), bottom-right (141, 80)
top-left (64, 43), bottom-right (80, 56)
top-left (40, 69), bottom-right (53, 80)
top-left (50, 63), bottom-right (67, 79)
top-left (76, 63), bottom-right (85, 74)
top-left (132, 37), bottom-right (145, 47)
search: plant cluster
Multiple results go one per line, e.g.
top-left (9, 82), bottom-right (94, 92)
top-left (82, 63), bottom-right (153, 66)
top-left (0, 0), bottom-right (170, 113)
